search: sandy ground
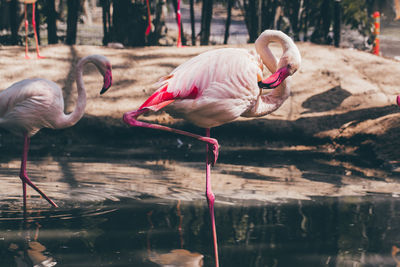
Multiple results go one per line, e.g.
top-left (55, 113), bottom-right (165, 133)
top-left (0, 42), bottom-right (399, 204)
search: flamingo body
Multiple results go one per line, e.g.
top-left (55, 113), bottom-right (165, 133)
top-left (0, 54), bottom-right (112, 207)
top-left (144, 48), bottom-right (263, 128)
top-left (124, 30), bottom-right (301, 267)
top-left (0, 79), bottom-right (65, 136)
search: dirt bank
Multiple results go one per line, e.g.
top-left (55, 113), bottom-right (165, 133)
top-left (0, 43), bottom-right (399, 171)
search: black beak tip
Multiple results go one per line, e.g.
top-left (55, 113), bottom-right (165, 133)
top-left (258, 81), bottom-right (275, 90)
top-left (100, 87), bottom-right (109, 95)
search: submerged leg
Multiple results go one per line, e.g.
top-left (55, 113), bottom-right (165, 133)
top-left (19, 134), bottom-right (57, 207)
top-left (24, 4), bottom-right (30, 59)
top-left (123, 109), bottom-right (219, 165)
top-left (31, 2), bottom-right (44, 59)
top-left (205, 128), bottom-right (219, 267)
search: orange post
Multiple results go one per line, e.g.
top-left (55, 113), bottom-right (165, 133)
top-left (372, 11), bottom-right (380, 55)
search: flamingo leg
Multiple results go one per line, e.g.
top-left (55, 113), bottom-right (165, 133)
top-left (24, 4), bottom-right (30, 59)
top-left (31, 2), bottom-right (44, 59)
top-left (19, 134), bottom-right (57, 207)
top-left (176, 0), bottom-right (182, 47)
top-left (205, 128), bottom-right (219, 267)
top-left (123, 109), bottom-right (219, 165)
top-left (124, 109), bottom-right (220, 266)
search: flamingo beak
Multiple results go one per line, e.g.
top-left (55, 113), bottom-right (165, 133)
top-left (100, 69), bottom-right (113, 95)
top-left (258, 66), bottom-right (290, 89)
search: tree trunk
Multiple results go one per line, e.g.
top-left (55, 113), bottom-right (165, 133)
top-left (224, 0), bottom-right (233, 44)
top-left (46, 0), bottom-right (58, 44)
top-left (150, 0), bottom-right (167, 45)
top-left (112, 0), bottom-right (147, 46)
top-left (247, 0), bottom-right (258, 42)
top-left (101, 0), bottom-right (111, 45)
top-left (190, 0), bottom-right (196, 45)
top-left (333, 0), bottom-right (341, 47)
top-left (284, 0), bottom-right (300, 40)
top-left (9, 0), bottom-right (19, 45)
top-left (34, 2), bottom-right (41, 45)
top-left (321, 0), bottom-right (331, 44)
top-left (200, 0), bottom-right (213, 45)
top-left (302, 0), bottom-right (309, 41)
top-left (66, 0), bottom-right (79, 45)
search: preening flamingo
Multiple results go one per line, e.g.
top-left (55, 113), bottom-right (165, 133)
top-left (123, 30), bottom-right (301, 267)
top-left (0, 55), bottom-right (112, 207)
top-left (20, 0), bottom-right (43, 59)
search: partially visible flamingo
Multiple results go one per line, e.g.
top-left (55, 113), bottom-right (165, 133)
top-left (0, 55), bottom-right (113, 207)
top-left (397, 95), bottom-right (400, 107)
top-left (176, 0), bottom-right (182, 47)
top-left (20, 0), bottom-right (44, 59)
top-left (145, 0), bottom-right (152, 36)
top-left (123, 30), bottom-right (301, 267)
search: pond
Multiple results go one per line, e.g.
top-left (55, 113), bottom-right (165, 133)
top-left (0, 142), bottom-right (400, 267)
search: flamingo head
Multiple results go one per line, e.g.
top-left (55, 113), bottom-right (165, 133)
top-left (100, 66), bottom-right (112, 95)
top-left (258, 43), bottom-right (301, 89)
top-left (89, 54), bottom-right (112, 95)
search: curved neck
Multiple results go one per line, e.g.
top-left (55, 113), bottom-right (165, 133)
top-left (57, 57), bottom-right (89, 128)
top-left (255, 30), bottom-right (293, 73)
top-left (243, 31), bottom-right (295, 117)
top-left (242, 79), bottom-right (291, 118)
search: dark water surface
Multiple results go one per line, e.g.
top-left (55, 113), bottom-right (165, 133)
top-left (2, 196), bottom-right (400, 266)
top-left (0, 139), bottom-right (400, 266)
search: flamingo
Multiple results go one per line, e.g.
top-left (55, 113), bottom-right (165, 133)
top-left (397, 95), bottom-right (400, 107)
top-left (176, 0), bottom-right (182, 47)
top-left (0, 54), bottom-right (113, 208)
top-left (20, 0), bottom-right (44, 59)
top-left (123, 30), bottom-right (301, 267)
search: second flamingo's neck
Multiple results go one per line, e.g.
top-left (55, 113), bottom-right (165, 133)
top-left (57, 58), bottom-right (89, 129)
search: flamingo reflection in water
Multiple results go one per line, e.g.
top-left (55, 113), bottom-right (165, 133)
top-left (7, 203), bottom-right (57, 267)
top-left (147, 200), bottom-right (204, 267)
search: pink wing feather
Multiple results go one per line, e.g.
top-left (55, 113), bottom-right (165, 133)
top-left (139, 76), bottom-right (199, 112)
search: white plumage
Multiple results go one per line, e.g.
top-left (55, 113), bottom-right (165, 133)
top-left (0, 54), bottom-right (112, 207)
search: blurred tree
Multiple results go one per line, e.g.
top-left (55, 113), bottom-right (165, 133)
top-left (66, 0), bottom-right (79, 45)
top-left (282, 0), bottom-right (302, 41)
top-left (147, 0), bottom-right (168, 45)
top-left (200, 0), bottom-right (213, 45)
top-left (101, 0), bottom-right (111, 45)
top-left (112, 0), bottom-right (147, 46)
top-left (9, 0), bottom-right (19, 45)
top-left (341, 0), bottom-right (373, 37)
top-left (45, 0), bottom-right (58, 44)
top-left (224, 0), bottom-right (234, 44)
top-left (190, 0), bottom-right (196, 45)
top-left (333, 0), bottom-right (341, 47)
top-left (34, 1), bottom-right (43, 45)
top-left (242, 0), bottom-right (258, 42)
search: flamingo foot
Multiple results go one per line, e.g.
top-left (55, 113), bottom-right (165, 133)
top-left (36, 55), bottom-right (45, 59)
top-left (19, 174), bottom-right (58, 208)
top-left (205, 138), bottom-right (219, 166)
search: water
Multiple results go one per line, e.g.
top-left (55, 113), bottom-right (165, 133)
top-left (0, 140), bottom-right (400, 267)
top-left (2, 196), bottom-right (400, 266)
